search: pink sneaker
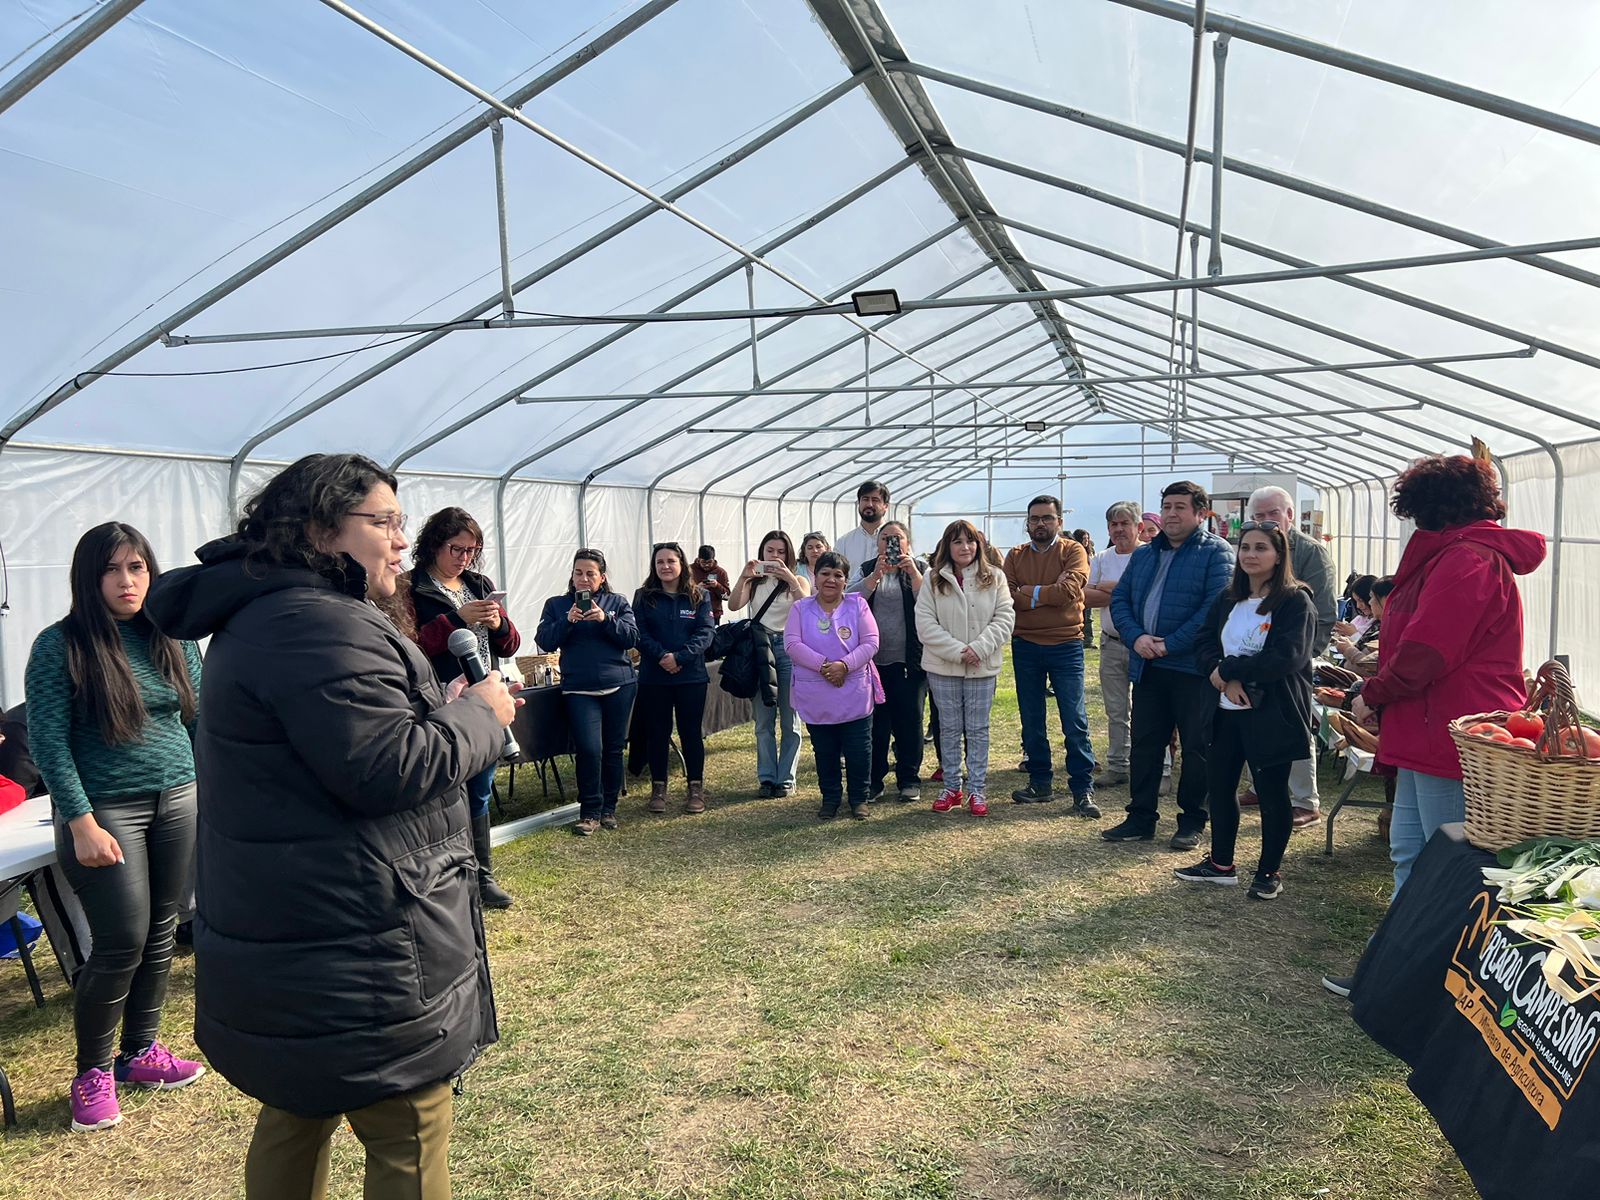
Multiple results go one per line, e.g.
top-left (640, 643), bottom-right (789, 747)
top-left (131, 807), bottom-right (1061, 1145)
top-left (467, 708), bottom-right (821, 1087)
top-left (115, 1040), bottom-right (206, 1090)
top-left (967, 793), bottom-right (989, 816)
top-left (70, 1067), bottom-right (122, 1132)
top-left (931, 787), bottom-right (963, 813)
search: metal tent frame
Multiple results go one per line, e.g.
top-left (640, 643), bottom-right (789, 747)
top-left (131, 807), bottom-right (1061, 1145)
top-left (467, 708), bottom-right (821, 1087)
top-left (3, 0), bottom-right (1596, 679)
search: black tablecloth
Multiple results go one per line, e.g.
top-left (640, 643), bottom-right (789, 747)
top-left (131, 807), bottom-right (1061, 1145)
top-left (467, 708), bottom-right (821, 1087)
top-left (1353, 824), bottom-right (1600, 1199)
top-left (509, 685), bottom-right (573, 763)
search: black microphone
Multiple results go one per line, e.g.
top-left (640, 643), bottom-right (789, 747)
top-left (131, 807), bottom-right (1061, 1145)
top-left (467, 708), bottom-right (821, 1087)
top-left (447, 627), bottom-right (522, 762)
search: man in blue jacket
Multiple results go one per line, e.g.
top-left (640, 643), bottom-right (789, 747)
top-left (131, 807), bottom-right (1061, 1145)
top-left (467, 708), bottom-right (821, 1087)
top-left (1105, 481), bottom-right (1235, 849)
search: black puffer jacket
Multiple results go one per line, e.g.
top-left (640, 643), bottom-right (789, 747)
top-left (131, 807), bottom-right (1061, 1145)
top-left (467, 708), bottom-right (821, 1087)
top-left (145, 537), bottom-right (504, 1118)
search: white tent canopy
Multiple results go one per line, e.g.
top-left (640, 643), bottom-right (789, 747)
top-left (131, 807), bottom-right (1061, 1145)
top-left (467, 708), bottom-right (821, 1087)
top-left (4, 0), bottom-right (1598, 704)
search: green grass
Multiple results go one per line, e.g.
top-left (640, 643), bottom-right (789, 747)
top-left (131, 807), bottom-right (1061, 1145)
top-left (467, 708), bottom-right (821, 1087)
top-left (0, 652), bottom-right (1473, 1199)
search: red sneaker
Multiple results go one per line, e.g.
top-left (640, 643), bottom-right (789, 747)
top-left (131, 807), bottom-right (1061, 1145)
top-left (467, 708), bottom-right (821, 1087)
top-left (930, 767), bottom-right (944, 783)
top-left (967, 793), bottom-right (989, 816)
top-left (931, 788), bottom-right (962, 813)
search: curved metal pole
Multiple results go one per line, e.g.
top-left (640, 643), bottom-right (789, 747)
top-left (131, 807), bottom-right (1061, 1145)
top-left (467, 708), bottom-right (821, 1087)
top-left (889, 60), bottom-right (1600, 295)
top-left (952, 147), bottom-right (1600, 435)
top-left (1104, 0), bottom-right (1600, 148)
top-left (0, 0), bottom-right (146, 117)
top-left (224, 70), bottom-right (877, 509)
top-left (4, 0), bottom-right (680, 453)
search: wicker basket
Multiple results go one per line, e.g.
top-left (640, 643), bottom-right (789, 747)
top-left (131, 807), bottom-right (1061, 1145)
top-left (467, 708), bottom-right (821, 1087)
top-left (1452, 661), bottom-right (1600, 851)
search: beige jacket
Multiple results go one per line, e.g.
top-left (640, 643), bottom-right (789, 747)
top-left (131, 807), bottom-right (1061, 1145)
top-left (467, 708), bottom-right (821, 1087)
top-left (915, 563), bottom-right (1017, 678)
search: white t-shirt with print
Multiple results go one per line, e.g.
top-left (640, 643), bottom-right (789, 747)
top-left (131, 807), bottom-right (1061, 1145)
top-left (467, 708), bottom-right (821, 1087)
top-left (1218, 598), bottom-right (1272, 711)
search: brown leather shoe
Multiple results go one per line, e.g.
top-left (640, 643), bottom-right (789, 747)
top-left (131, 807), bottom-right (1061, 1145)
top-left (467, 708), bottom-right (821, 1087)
top-left (648, 781), bottom-right (668, 814)
top-left (1238, 790), bottom-right (1260, 807)
top-left (685, 781), bottom-right (707, 814)
top-left (1291, 807), bottom-right (1322, 830)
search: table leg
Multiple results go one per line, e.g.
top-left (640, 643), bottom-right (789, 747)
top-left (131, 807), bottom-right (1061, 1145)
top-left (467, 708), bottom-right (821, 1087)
top-left (0, 1061), bottom-right (14, 1127)
top-left (1324, 774), bottom-right (1365, 857)
top-left (8, 915), bottom-right (44, 1008)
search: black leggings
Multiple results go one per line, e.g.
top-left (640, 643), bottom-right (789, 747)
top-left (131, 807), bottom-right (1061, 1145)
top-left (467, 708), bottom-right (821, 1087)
top-left (1206, 710), bottom-right (1293, 875)
top-left (638, 682), bottom-right (707, 782)
top-left (55, 783), bottom-right (197, 1074)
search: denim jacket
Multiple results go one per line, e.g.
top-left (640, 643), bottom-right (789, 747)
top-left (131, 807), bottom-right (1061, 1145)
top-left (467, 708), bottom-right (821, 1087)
top-left (1108, 528), bottom-right (1235, 681)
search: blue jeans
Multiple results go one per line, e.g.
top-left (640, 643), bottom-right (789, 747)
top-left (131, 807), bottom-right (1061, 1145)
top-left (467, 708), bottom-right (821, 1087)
top-left (466, 762), bottom-right (496, 819)
top-left (755, 641), bottom-right (801, 789)
top-left (1388, 768), bottom-right (1466, 898)
top-left (1013, 637), bottom-right (1096, 795)
top-left (565, 682), bottom-right (636, 820)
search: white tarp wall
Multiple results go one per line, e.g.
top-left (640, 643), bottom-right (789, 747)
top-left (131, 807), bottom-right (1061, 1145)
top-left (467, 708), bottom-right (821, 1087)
top-left (1322, 439), bottom-right (1600, 690)
top-left (0, 445), bottom-right (810, 706)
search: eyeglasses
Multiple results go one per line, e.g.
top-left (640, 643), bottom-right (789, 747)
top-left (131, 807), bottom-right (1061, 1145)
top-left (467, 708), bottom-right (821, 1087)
top-left (351, 511), bottom-right (408, 534)
top-left (651, 542), bottom-right (684, 554)
top-left (1026, 515), bottom-right (1060, 524)
top-left (1239, 520), bottom-right (1280, 534)
top-left (443, 542), bottom-right (480, 558)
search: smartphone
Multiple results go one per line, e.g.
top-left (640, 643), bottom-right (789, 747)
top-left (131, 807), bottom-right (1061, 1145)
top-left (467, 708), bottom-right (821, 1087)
top-left (488, 590), bottom-right (508, 606)
top-left (759, 561), bottom-right (780, 575)
top-left (576, 589), bottom-right (595, 612)
top-left (886, 534), bottom-right (903, 565)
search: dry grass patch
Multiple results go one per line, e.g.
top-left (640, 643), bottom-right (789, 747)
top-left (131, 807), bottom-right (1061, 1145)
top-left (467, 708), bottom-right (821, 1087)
top-left (0, 656), bottom-right (1473, 1199)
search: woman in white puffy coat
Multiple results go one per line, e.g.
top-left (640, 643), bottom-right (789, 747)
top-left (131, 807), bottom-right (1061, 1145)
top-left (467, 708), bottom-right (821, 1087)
top-left (915, 519), bottom-right (1016, 816)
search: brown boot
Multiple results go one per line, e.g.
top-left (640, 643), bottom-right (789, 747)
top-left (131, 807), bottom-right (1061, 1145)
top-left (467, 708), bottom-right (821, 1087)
top-left (685, 781), bottom-right (707, 815)
top-left (648, 781), bottom-right (668, 814)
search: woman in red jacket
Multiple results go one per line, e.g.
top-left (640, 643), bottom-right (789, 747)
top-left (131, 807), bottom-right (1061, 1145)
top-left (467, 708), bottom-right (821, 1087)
top-left (1351, 456), bottom-right (1545, 896)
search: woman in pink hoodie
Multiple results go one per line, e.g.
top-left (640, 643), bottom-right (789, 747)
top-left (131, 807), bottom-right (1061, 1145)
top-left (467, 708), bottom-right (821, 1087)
top-left (1351, 455), bottom-right (1546, 896)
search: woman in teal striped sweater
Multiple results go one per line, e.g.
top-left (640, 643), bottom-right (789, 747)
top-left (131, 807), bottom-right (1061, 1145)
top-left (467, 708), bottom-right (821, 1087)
top-left (25, 522), bottom-right (207, 1133)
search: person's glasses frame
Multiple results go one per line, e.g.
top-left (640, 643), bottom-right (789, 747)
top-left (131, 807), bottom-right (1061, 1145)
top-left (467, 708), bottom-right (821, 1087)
top-left (1238, 520), bottom-right (1281, 535)
top-left (443, 541), bottom-right (481, 558)
top-left (351, 511), bottom-right (409, 534)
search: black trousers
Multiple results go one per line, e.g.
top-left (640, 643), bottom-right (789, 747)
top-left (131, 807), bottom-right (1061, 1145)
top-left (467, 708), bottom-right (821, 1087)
top-left (808, 717), bottom-right (872, 815)
top-left (1207, 708), bottom-right (1295, 875)
top-left (637, 681), bottom-right (707, 782)
top-left (55, 782), bottom-right (197, 1074)
top-left (565, 682), bottom-right (636, 820)
top-left (871, 663), bottom-right (925, 792)
top-left (1126, 667), bottom-right (1215, 833)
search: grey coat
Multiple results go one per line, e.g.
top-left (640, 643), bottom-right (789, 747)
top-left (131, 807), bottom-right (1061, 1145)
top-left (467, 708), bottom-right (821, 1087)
top-left (1288, 527), bottom-right (1337, 652)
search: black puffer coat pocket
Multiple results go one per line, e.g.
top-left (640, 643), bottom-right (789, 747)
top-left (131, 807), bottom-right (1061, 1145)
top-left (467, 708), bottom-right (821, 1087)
top-left (394, 836), bottom-right (478, 1005)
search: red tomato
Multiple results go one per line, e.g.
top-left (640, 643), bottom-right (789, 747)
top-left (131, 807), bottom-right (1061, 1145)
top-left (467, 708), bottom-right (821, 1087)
top-left (1507, 736), bottom-right (1537, 749)
top-left (1506, 711), bottom-right (1546, 741)
top-left (1467, 722), bottom-right (1504, 738)
top-left (1487, 728), bottom-right (1515, 744)
top-left (1555, 728), bottom-right (1600, 759)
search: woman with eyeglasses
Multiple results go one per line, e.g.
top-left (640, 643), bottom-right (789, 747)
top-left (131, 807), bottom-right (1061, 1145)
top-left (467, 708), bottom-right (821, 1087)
top-left (1175, 520), bottom-right (1316, 900)
top-left (401, 507), bottom-right (522, 908)
top-left (25, 522), bottom-right (206, 1132)
top-left (785, 551), bottom-right (880, 820)
top-left (536, 549), bottom-right (640, 835)
top-left (633, 543), bottom-right (716, 815)
top-left (144, 454), bottom-right (516, 1194)
top-left (728, 531), bottom-right (809, 798)
top-left (795, 532), bottom-right (830, 584)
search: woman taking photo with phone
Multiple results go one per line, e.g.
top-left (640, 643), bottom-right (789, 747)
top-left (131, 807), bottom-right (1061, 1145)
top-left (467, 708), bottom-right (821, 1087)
top-left (26, 522), bottom-right (206, 1132)
top-left (1175, 521), bottom-right (1316, 900)
top-left (915, 520), bottom-right (1015, 817)
top-left (785, 551), bottom-right (880, 820)
top-left (403, 507), bottom-right (521, 908)
top-left (537, 549), bottom-right (640, 835)
top-left (633, 543), bottom-right (716, 815)
top-left (728, 531), bottom-right (809, 797)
